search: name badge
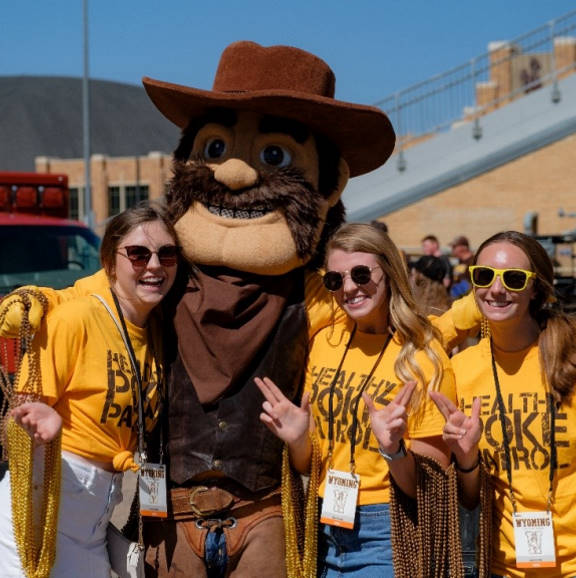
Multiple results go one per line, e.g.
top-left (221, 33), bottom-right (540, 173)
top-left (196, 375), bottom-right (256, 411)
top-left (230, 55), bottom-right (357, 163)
top-left (320, 469), bottom-right (360, 529)
top-left (139, 463), bottom-right (168, 518)
top-left (513, 511), bottom-right (556, 568)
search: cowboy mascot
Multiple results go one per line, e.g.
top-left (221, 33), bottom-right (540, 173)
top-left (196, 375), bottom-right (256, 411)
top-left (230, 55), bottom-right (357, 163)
top-left (0, 41), bottom-right (401, 577)
top-left (138, 41), bottom-right (395, 577)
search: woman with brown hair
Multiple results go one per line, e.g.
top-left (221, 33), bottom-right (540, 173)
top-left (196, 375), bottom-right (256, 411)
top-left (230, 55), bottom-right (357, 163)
top-left (0, 203), bottom-right (180, 577)
top-left (431, 230), bottom-right (576, 577)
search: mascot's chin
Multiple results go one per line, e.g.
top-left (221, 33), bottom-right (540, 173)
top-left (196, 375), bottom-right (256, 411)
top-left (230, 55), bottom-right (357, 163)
top-left (175, 201), bottom-right (316, 275)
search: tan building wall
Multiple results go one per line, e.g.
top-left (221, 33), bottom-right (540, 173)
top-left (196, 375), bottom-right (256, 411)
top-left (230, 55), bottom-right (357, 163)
top-left (35, 132), bottom-right (576, 263)
top-left (36, 152), bottom-right (172, 236)
top-left (33, 37), bottom-right (576, 251)
top-left (380, 133), bottom-right (576, 257)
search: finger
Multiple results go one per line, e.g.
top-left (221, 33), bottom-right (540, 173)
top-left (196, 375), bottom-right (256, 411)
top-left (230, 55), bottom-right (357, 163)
top-left (259, 414), bottom-right (279, 435)
top-left (255, 377), bottom-right (279, 405)
top-left (429, 391), bottom-right (458, 421)
top-left (254, 376), bottom-right (269, 393)
top-left (10, 405), bottom-right (29, 419)
top-left (386, 417), bottom-right (408, 433)
top-left (19, 414), bottom-right (33, 429)
top-left (362, 392), bottom-right (376, 413)
top-left (261, 400), bottom-right (280, 421)
top-left (444, 424), bottom-right (466, 439)
top-left (260, 376), bottom-right (286, 404)
top-left (470, 396), bottom-right (482, 423)
top-left (386, 404), bottom-right (408, 421)
top-left (259, 412), bottom-right (274, 426)
top-left (394, 381), bottom-right (416, 407)
top-left (300, 391), bottom-right (310, 412)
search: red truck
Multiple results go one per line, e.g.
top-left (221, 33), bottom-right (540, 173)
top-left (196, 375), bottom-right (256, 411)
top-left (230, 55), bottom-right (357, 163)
top-left (0, 172), bottom-right (101, 375)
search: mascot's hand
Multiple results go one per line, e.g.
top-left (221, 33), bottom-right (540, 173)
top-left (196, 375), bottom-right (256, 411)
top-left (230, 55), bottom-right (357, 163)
top-left (0, 290), bottom-right (45, 338)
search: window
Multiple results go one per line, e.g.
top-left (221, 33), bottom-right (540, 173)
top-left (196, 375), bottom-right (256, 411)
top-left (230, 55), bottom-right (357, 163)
top-left (69, 187), bottom-right (80, 220)
top-left (108, 186), bottom-right (121, 217)
top-left (0, 225), bottom-right (101, 293)
top-left (126, 185), bottom-right (149, 207)
top-left (108, 184), bottom-right (149, 217)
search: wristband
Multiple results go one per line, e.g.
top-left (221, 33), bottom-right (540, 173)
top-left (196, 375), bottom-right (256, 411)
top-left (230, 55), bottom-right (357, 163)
top-left (379, 438), bottom-right (407, 461)
top-left (453, 452), bottom-right (480, 473)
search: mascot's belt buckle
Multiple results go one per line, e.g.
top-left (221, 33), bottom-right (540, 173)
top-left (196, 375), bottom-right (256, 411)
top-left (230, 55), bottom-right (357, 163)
top-left (187, 486), bottom-right (235, 517)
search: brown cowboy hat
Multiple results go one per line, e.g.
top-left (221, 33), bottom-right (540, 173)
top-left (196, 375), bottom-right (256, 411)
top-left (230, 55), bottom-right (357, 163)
top-left (142, 41), bottom-right (396, 177)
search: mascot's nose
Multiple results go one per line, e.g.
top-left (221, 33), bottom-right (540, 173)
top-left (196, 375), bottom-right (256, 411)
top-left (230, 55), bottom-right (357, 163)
top-left (212, 159), bottom-right (258, 191)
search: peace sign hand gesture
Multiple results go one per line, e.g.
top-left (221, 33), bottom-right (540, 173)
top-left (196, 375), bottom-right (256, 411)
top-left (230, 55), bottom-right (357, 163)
top-left (429, 391), bottom-right (482, 469)
top-left (363, 381), bottom-right (416, 455)
top-left (255, 376), bottom-right (311, 446)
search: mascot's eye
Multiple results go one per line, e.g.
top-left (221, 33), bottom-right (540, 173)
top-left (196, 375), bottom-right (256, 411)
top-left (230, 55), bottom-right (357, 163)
top-left (204, 138), bottom-right (227, 159)
top-left (260, 145), bottom-right (292, 167)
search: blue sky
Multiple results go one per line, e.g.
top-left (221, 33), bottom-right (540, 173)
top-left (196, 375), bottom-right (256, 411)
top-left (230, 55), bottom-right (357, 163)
top-left (2, 1), bottom-right (575, 106)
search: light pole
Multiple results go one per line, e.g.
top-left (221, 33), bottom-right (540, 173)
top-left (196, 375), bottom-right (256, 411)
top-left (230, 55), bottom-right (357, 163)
top-left (82, 0), bottom-right (93, 229)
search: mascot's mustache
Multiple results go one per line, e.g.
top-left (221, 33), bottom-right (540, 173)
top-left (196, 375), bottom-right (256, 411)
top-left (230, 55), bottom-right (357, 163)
top-left (168, 160), bottom-right (326, 260)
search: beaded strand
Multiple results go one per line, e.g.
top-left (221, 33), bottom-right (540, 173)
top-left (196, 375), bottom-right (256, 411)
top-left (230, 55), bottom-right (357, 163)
top-left (1, 289), bottom-right (62, 578)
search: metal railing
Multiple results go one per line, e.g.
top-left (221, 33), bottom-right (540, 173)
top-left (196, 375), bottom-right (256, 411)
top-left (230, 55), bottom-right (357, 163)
top-left (375, 10), bottom-right (576, 172)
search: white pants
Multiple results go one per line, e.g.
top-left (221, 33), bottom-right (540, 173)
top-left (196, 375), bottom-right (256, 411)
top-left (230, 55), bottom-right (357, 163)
top-left (0, 451), bottom-right (123, 577)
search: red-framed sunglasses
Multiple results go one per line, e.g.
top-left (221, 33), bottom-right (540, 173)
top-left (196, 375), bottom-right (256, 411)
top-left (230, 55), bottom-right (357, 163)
top-left (118, 244), bottom-right (180, 268)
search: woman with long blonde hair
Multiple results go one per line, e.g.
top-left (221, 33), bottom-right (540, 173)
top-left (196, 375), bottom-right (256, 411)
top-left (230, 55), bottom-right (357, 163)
top-left (256, 223), bottom-right (459, 576)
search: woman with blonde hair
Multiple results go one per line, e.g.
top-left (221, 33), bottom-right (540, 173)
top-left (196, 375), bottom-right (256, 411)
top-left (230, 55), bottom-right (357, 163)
top-left (256, 223), bottom-right (460, 577)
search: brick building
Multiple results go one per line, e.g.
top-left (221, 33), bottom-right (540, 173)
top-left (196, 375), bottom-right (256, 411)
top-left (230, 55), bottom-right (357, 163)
top-left (345, 32), bottom-right (576, 260)
top-left (2, 16), bottom-right (576, 247)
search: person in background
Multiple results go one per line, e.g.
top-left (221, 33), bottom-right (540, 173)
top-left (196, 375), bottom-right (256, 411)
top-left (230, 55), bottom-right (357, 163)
top-left (451, 263), bottom-right (472, 300)
top-left (431, 230), bottom-right (576, 577)
top-left (421, 234), bottom-right (452, 290)
top-left (449, 236), bottom-right (474, 300)
top-left (0, 203), bottom-right (180, 577)
top-left (256, 223), bottom-right (460, 577)
top-left (449, 235), bottom-right (474, 269)
top-left (410, 254), bottom-right (452, 316)
top-left (370, 219), bottom-right (389, 234)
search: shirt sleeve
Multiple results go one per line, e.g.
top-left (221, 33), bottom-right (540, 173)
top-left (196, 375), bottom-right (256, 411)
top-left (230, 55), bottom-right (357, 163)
top-left (431, 292), bottom-right (481, 352)
top-left (408, 351), bottom-right (456, 440)
top-left (16, 302), bottom-right (87, 404)
top-left (305, 269), bottom-right (346, 340)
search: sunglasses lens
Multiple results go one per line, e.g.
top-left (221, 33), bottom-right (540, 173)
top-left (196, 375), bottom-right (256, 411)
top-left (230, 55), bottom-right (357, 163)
top-left (350, 265), bottom-right (372, 285)
top-left (503, 270), bottom-right (528, 290)
top-left (472, 267), bottom-right (495, 287)
top-left (125, 245), bottom-right (152, 266)
top-left (157, 245), bottom-right (179, 267)
top-left (323, 271), bottom-right (343, 291)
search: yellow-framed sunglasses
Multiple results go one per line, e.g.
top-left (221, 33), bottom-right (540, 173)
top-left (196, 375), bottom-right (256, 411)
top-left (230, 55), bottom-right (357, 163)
top-left (469, 265), bottom-right (536, 292)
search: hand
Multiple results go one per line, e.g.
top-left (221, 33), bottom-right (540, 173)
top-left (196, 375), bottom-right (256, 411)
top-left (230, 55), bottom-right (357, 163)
top-left (363, 381), bottom-right (416, 455)
top-left (255, 376), bottom-right (310, 447)
top-left (0, 291), bottom-right (45, 338)
top-left (10, 402), bottom-right (62, 444)
top-left (429, 391), bottom-right (482, 468)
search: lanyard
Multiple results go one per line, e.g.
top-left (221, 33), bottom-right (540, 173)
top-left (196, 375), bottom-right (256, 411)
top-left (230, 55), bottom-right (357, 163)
top-left (490, 340), bottom-right (557, 513)
top-left (110, 290), bottom-right (148, 462)
top-left (327, 324), bottom-right (392, 473)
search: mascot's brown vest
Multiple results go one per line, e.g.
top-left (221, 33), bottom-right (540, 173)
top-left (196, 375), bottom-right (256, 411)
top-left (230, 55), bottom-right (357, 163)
top-left (166, 279), bottom-right (307, 492)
